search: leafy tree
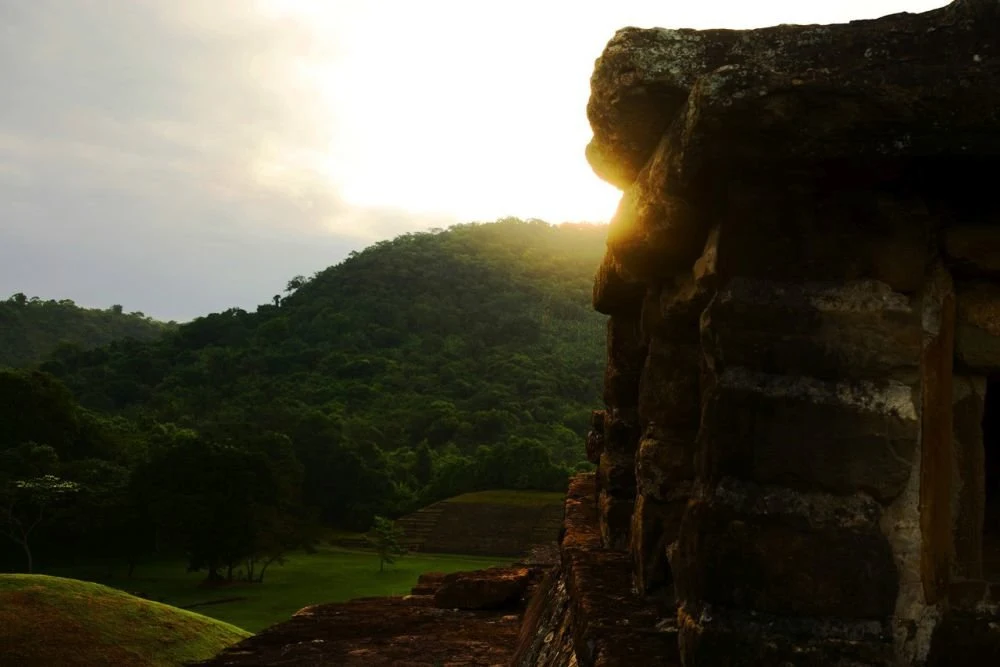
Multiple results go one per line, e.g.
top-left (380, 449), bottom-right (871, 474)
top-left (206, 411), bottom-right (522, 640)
top-left (413, 442), bottom-right (433, 487)
top-left (135, 427), bottom-right (309, 582)
top-left (368, 516), bottom-right (406, 573)
top-left (1, 475), bottom-right (81, 572)
top-left (285, 275), bottom-right (307, 293)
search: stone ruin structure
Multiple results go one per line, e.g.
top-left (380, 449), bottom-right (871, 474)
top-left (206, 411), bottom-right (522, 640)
top-left (517, 1), bottom-right (1000, 665)
top-left (190, 3), bottom-right (1000, 666)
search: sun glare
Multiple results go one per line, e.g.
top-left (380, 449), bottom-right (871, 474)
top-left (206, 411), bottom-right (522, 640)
top-left (255, 0), bottom-right (951, 228)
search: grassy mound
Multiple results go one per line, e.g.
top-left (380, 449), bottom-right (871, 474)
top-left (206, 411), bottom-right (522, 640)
top-left (0, 574), bottom-right (250, 667)
top-left (46, 549), bottom-right (511, 633)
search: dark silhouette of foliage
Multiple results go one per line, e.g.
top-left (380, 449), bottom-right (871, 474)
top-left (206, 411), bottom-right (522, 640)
top-left (0, 295), bottom-right (172, 368)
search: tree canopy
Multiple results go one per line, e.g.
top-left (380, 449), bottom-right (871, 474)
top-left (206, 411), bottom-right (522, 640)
top-left (1, 219), bottom-right (609, 574)
top-left (0, 295), bottom-right (172, 368)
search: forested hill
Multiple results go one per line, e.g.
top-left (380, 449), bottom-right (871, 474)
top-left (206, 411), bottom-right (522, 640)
top-left (36, 218), bottom-right (609, 526)
top-left (0, 295), bottom-right (173, 368)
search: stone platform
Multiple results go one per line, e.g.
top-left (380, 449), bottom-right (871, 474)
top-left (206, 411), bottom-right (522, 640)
top-left (192, 567), bottom-right (544, 667)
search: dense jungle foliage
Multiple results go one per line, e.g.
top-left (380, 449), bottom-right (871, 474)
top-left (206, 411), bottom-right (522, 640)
top-left (1, 219), bottom-right (608, 577)
top-left (0, 296), bottom-right (172, 368)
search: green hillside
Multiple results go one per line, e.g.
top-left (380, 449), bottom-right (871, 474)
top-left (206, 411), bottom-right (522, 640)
top-left (1, 219), bottom-right (605, 579)
top-left (0, 296), bottom-right (172, 368)
top-left (0, 574), bottom-right (249, 666)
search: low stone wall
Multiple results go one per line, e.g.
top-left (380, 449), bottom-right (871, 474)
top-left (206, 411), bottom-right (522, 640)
top-left (513, 474), bottom-right (680, 667)
top-left (194, 566), bottom-right (545, 666)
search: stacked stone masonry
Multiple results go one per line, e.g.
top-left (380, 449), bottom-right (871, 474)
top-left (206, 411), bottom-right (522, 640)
top-left (567, 1), bottom-right (1000, 665)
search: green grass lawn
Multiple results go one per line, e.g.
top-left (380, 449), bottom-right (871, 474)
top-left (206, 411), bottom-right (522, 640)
top-left (0, 574), bottom-right (250, 667)
top-left (46, 546), bottom-right (511, 633)
top-left (446, 489), bottom-right (566, 507)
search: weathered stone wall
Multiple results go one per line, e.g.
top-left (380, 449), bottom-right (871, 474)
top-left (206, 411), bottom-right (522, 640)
top-left (576, 1), bottom-right (1000, 665)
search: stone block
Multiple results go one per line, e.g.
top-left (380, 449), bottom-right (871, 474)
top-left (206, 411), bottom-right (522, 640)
top-left (604, 314), bottom-right (646, 408)
top-left (598, 489), bottom-right (634, 551)
top-left (605, 145), bottom-right (709, 281)
top-left (638, 337), bottom-right (701, 428)
top-left (636, 431), bottom-right (695, 501)
top-left (630, 494), bottom-right (686, 595)
top-left (673, 480), bottom-right (897, 619)
top-left (596, 450), bottom-right (636, 497)
top-left (955, 324), bottom-right (1000, 373)
top-left (678, 605), bottom-right (893, 667)
top-left (945, 225), bottom-right (1000, 278)
top-left (433, 567), bottom-right (534, 610)
top-left (603, 364), bottom-right (640, 411)
top-left (710, 186), bottom-right (921, 286)
top-left (956, 282), bottom-right (1000, 336)
top-left (956, 281), bottom-right (1000, 372)
top-left (585, 410), bottom-right (607, 465)
top-left (593, 249), bottom-right (646, 315)
top-left (702, 277), bottom-right (922, 382)
top-left (948, 579), bottom-right (989, 609)
top-left (926, 609), bottom-right (1000, 666)
top-left (641, 277), bottom-right (712, 345)
top-left (699, 368), bottom-right (919, 503)
top-left (602, 408), bottom-right (641, 457)
top-left (867, 196), bottom-right (932, 294)
top-left (585, 431), bottom-right (604, 465)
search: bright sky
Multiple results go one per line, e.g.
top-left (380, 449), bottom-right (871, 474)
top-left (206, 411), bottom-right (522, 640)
top-left (0, 0), bottom-right (950, 320)
top-left (266, 0), bottom-right (950, 226)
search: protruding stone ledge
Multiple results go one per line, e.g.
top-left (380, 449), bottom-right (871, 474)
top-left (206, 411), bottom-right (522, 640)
top-left (945, 226), bottom-right (1000, 278)
top-left (593, 250), bottom-right (645, 315)
top-left (714, 367), bottom-right (917, 420)
top-left (702, 277), bottom-right (922, 381)
top-left (672, 480), bottom-right (898, 619)
top-left (707, 477), bottom-right (884, 530)
top-left (678, 604), bottom-right (894, 667)
top-left (587, 1), bottom-right (1000, 190)
top-left (698, 369), bottom-right (918, 502)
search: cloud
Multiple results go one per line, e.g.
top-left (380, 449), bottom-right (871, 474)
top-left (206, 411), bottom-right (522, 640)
top-left (0, 0), bottom-right (431, 321)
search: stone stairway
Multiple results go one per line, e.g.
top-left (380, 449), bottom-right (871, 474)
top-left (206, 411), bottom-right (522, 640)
top-left (394, 503), bottom-right (446, 552)
top-left (393, 497), bottom-right (565, 557)
top-left (527, 504), bottom-right (564, 543)
top-left (521, 504), bottom-right (564, 562)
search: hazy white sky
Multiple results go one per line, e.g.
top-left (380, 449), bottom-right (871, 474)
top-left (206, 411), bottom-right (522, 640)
top-left (0, 0), bottom-right (949, 320)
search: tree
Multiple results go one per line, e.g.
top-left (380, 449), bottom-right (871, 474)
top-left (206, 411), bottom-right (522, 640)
top-left (413, 442), bottom-right (433, 487)
top-left (137, 426), bottom-right (310, 582)
top-left (368, 516), bottom-right (406, 572)
top-left (1, 475), bottom-right (80, 572)
top-left (285, 275), bottom-right (307, 293)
